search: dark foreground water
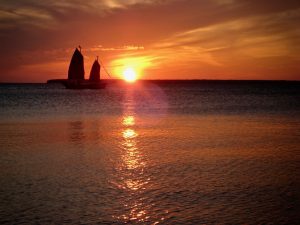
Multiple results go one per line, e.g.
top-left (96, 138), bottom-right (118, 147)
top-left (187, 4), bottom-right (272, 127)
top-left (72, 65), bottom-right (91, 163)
top-left (0, 81), bottom-right (300, 224)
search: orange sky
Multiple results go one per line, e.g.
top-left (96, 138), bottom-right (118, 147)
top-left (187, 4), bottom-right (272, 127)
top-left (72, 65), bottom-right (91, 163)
top-left (0, 0), bottom-right (300, 82)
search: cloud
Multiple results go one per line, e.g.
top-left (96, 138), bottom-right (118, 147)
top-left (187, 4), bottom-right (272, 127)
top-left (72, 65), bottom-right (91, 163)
top-left (0, 0), bottom-right (299, 81)
top-left (89, 45), bottom-right (144, 52)
top-left (106, 4), bottom-right (300, 79)
top-left (0, 0), bottom-right (162, 22)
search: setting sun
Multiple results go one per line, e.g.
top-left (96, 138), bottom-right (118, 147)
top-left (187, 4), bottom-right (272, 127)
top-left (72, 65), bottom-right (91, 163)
top-left (111, 57), bottom-right (151, 82)
top-left (123, 68), bottom-right (137, 83)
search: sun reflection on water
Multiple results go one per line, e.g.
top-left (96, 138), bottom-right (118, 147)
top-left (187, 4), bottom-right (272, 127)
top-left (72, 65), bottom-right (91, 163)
top-left (118, 114), bottom-right (150, 222)
top-left (114, 90), bottom-right (154, 223)
top-left (122, 115), bottom-right (135, 126)
top-left (121, 119), bottom-right (145, 174)
top-left (122, 128), bottom-right (137, 139)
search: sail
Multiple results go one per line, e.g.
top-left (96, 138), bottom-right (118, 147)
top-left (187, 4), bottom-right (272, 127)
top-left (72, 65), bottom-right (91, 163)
top-left (68, 48), bottom-right (84, 80)
top-left (89, 58), bottom-right (101, 81)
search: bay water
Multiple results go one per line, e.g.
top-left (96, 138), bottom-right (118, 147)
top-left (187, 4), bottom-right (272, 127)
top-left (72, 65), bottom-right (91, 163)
top-left (0, 81), bottom-right (299, 224)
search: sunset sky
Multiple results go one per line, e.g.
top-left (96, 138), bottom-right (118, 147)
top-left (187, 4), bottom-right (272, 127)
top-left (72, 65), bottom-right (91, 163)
top-left (0, 0), bottom-right (300, 82)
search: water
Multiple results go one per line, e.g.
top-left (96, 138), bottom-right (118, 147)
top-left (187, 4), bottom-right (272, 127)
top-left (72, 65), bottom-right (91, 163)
top-left (0, 81), bottom-right (300, 224)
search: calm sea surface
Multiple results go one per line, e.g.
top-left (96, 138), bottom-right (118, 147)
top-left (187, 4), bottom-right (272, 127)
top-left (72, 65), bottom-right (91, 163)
top-left (0, 81), bottom-right (300, 224)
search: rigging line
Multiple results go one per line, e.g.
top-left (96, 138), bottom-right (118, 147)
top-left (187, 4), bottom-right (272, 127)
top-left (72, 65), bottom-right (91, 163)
top-left (99, 59), bottom-right (112, 78)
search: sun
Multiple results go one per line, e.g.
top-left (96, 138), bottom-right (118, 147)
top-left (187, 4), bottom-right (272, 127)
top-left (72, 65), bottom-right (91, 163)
top-left (123, 67), bottom-right (137, 83)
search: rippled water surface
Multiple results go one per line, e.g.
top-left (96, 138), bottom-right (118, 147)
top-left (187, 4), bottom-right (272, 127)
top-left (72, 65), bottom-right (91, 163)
top-left (0, 81), bottom-right (300, 224)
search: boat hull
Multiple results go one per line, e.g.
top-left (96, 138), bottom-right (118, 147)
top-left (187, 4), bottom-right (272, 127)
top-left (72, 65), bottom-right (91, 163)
top-left (63, 80), bottom-right (106, 89)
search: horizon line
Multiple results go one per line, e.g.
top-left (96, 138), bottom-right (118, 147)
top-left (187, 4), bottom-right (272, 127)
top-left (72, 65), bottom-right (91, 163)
top-left (1, 79), bottom-right (300, 84)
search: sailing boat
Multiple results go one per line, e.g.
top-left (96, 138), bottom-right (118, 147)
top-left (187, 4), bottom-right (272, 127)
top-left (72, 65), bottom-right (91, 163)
top-left (64, 47), bottom-right (106, 89)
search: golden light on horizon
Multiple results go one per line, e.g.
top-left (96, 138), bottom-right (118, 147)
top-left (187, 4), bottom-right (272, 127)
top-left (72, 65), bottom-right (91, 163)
top-left (111, 56), bottom-right (153, 81)
top-left (123, 68), bottom-right (137, 83)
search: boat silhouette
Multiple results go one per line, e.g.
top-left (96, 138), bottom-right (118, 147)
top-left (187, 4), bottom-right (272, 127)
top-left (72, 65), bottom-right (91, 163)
top-left (64, 47), bottom-right (106, 89)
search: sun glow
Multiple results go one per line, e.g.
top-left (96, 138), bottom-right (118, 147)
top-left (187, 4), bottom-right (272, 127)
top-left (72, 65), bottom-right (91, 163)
top-left (111, 56), bottom-right (153, 81)
top-left (123, 68), bottom-right (137, 82)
